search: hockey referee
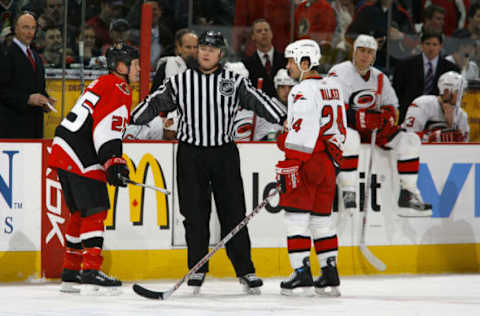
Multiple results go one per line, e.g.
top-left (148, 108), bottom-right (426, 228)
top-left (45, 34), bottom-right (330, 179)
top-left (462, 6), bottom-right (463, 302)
top-left (131, 30), bottom-right (286, 294)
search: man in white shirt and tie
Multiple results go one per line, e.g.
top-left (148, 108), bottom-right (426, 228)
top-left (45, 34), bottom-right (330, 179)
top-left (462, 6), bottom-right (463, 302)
top-left (242, 18), bottom-right (287, 98)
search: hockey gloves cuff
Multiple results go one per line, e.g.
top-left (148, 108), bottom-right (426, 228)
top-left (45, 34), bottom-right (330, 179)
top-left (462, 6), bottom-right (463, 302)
top-left (276, 159), bottom-right (302, 194)
top-left (356, 109), bottom-right (383, 131)
top-left (426, 129), bottom-right (465, 143)
top-left (104, 157), bottom-right (129, 187)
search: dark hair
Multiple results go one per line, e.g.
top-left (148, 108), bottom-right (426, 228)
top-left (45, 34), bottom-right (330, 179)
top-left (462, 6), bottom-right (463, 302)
top-left (251, 18), bottom-right (270, 34)
top-left (421, 32), bottom-right (443, 44)
top-left (423, 5), bottom-right (445, 20)
top-left (175, 28), bottom-right (197, 46)
top-left (468, 3), bottom-right (480, 20)
top-left (449, 35), bottom-right (476, 53)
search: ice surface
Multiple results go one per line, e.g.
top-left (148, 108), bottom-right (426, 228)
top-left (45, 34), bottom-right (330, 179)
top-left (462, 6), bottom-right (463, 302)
top-left (1, 274), bottom-right (480, 316)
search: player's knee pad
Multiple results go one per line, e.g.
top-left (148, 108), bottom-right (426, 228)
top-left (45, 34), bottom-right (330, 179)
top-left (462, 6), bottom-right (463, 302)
top-left (395, 131), bottom-right (420, 159)
top-left (309, 215), bottom-right (335, 240)
top-left (284, 212), bottom-right (310, 237)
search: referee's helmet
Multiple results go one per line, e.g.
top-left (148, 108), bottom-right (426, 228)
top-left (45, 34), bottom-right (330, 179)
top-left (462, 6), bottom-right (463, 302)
top-left (198, 30), bottom-right (226, 50)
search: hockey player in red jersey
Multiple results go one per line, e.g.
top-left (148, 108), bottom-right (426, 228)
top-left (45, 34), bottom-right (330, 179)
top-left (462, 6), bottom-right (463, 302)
top-left (329, 34), bottom-right (433, 217)
top-left (48, 44), bottom-right (139, 293)
top-left (276, 39), bottom-right (347, 297)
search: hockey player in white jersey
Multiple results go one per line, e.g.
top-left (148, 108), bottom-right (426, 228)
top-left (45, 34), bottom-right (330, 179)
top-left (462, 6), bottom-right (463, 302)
top-left (402, 71), bottom-right (469, 142)
top-left (276, 39), bottom-right (346, 296)
top-left (329, 34), bottom-right (432, 217)
top-left (227, 62), bottom-right (285, 141)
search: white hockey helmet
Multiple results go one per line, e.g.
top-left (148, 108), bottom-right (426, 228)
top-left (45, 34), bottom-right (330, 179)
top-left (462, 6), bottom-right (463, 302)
top-left (224, 62), bottom-right (249, 78)
top-left (438, 71), bottom-right (465, 94)
top-left (285, 39), bottom-right (321, 71)
top-left (274, 68), bottom-right (297, 89)
top-left (353, 34), bottom-right (378, 52)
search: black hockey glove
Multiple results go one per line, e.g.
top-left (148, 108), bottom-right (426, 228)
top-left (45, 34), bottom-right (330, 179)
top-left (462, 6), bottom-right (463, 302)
top-left (104, 157), bottom-right (129, 187)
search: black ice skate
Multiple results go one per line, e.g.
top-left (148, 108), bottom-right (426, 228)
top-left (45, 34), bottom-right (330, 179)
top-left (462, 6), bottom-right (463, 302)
top-left (187, 272), bottom-right (206, 295)
top-left (280, 257), bottom-right (313, 296)
top-left (81, 270), bottom-right (122, 295)
top-left (398, 189), bottom-right (433, 217)
top-left (238, 273), bottom-right (263, 295)
top-left (313, 257), bottom-right (341, 297)
top-left (60, 268), bottom-right (82, 293)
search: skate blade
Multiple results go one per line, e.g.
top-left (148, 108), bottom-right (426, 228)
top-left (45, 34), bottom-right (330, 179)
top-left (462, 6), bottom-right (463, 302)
top-left (315, 286), bottom-right (341, 297)
top-left (191, 286), bottom-right (201, 295)
top-left (81, 284), bottom-right (122, 296)
top-left (397, 208), bottom-right (433, 217)
top-left (242, 285), bottom-right (261, 295)
top-left (281, 287), bottom-right (314, 296)
top-left (60, 282), bottom-right (81, 293)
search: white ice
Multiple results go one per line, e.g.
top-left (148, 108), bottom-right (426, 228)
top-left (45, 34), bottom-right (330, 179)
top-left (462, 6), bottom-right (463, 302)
top-left (1, 274), bottom-right (480, 316)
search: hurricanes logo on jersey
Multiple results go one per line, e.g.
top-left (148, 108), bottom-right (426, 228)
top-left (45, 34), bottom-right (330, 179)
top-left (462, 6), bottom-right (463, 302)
top-left (293, 93), bottom-right (306, 103)
top-left (349, 89), bottom-right (377, 110)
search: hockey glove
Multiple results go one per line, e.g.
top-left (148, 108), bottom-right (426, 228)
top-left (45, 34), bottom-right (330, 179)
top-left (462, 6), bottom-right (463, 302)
top-left (276, 159), bottom-right (302, 194)
top-left (104, 157), bottom-right (129, 187)
top-left (356, 109), bottom-right (383, 131)
top-left (426, 129), bottom-right (465, 143)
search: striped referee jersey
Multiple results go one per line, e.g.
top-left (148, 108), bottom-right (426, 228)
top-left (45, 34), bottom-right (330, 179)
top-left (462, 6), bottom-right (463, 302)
top-left (131, 66), bottom-right (287, 147)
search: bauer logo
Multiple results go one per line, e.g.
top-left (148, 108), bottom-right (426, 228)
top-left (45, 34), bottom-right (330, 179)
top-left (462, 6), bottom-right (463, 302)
top-left (0, 150), bottom-right (20, 209)
top-left (105, 153), bottom-right (169, 230)
top-left (418, 163), bottom-right (480, 218)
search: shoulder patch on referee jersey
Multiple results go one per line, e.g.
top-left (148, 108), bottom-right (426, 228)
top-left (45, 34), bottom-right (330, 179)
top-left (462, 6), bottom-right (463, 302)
top-left (219, 78), bottom-right (235, 97)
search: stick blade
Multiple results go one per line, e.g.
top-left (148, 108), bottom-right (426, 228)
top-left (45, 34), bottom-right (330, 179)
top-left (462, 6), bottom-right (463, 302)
top-left (133, 283), bottom-right (165, 300)
top-left (360, 245), bottom-right (387, 271)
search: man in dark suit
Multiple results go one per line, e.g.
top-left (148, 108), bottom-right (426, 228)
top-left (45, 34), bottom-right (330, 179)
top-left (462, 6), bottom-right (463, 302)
top-left (393, 32), bottom-right (459, 124)
top-left (242, 18), bottom-right (287, 98)
top-left (0, 12), bottom-right (56, 138)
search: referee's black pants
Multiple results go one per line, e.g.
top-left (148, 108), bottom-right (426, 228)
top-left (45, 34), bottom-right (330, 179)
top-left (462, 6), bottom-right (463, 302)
top-left (177, 141), bottom-right (255, 277)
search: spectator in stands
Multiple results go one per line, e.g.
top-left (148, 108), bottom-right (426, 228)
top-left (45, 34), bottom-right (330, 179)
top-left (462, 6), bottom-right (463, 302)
top-left (393, 32), bottom-right (460, 123)
top-left (421, 0), bottom-right (468, 36)
top-left (331, 0), bottom-right (355, 50)
top-left (0, 0), bottom-right (18, 32)
top-left (73, 26), bottom-right (102, 67)
top-left (415, 5), bottom-right (446, 37)
top-left (87, 0), bottom-right (126, 49)
top-left (445, 36), bottom-right (479, 79)
top-left (452, 4), bottom-right (480, 66)
top-left (0, 26), bottom-right (13, 47)
top-left (129, 0), bottom-right (174, 70)
top-left (38, 0), bottom-right (64, 30)
top-left (242, 19), bottom-right (287, 98)
top-left (193, 0), bottom-right (234, 26)
top-left (402, 71), bottom-right (469, 142)
top-left (346, 0), bottom-right (417, 72)
top-left (41, 26), bottom-right (74, 68)
top-left (101, 18), bottom-right (132, 54)
top-left (232, 0), bottom-right (291, 57)
top-left (0, 11), bottom-right (56, 138)
top-left (150, 28), bottom-right (198, 91)
top-left (294, 0), bottom-right (336, 44)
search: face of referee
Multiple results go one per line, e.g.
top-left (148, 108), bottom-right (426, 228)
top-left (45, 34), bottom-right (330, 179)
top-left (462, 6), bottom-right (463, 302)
top-left (198, 45), bottom-right (223, 73)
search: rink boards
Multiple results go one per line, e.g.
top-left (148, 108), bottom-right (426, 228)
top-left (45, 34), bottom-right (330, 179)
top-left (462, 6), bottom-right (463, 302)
top-left (1, 141), bottom-right (480, 281)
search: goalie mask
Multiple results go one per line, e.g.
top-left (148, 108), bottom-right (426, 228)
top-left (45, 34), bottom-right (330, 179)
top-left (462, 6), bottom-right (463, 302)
top-left (438, 71), bottom-right (466, 106)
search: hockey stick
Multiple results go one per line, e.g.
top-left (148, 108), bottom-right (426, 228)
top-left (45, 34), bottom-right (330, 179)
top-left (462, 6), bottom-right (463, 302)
top-left (358, 73), bottom-right (386, 271)
top-left (359, 129), bottom-right (386, 271)
top-left (120, 176), bottom-right (171, 195)
top-left (133, 187), bottom-right (280, 300)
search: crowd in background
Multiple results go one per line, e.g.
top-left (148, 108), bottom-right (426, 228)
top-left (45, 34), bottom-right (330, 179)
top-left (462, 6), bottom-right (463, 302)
top-left (1, 0), bottom-right (480, 77)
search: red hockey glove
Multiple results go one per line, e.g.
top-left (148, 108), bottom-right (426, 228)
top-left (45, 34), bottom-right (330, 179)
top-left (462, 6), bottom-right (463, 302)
top-left (356, 109), bottom-right (383, 131)
top-left (276, 159), bottom-right (302, 194)
top-left (427, 129), bottom-right (465, 143)
top-left (276, 132), bottom-right (287, 152)
top-left (104, 157), bottom-right (129, 187)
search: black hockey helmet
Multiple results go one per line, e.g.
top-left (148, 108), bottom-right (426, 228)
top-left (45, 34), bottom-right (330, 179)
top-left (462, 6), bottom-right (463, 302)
top-left (106, 43), bottom-right (139, 72)
top-left (198, 30), bottom-right (226, 49)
